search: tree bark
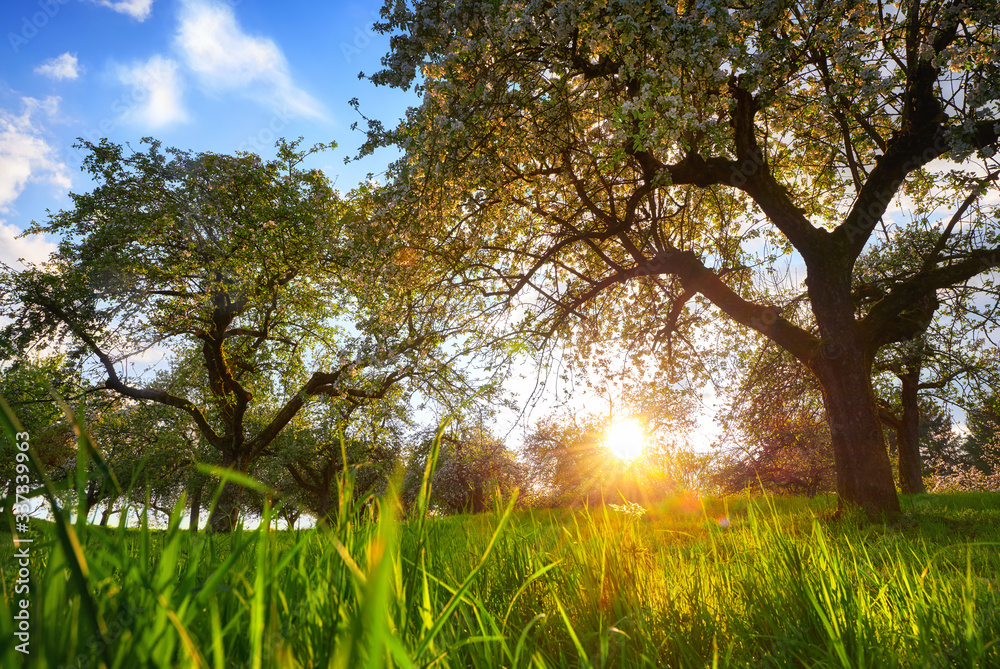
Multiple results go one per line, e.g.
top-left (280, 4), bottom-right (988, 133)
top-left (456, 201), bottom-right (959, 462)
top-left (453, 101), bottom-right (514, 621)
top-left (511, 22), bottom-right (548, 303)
top-left (189, 479), bottom-right (204, 534)
top-left (897, 362), bottom-right (926, 494)
top-left (471, 484), bottom-right (486, 514)
top-left (807, 264), bottom-right (901, 518)
top-left (814, 349), bottom-right (901, 517)
top-left (208, 481), bottom-right (244, 532)
top-left (207, 453), bottom-right (250, 533)
top-left (312, 492), bottom-right (332, 527)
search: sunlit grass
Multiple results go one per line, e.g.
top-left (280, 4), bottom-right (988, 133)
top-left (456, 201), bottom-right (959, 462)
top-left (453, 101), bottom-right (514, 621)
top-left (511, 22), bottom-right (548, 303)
top-left (3, 397), bottom-right (1000, 667)
top-left (3, 486), bottom-right (1000, 668)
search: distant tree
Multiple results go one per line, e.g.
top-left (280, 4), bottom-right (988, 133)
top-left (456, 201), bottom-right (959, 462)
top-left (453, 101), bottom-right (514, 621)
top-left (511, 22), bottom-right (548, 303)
top-left (915, 400), bottom-right (963, 470)
top-left (715, 340), bottom-right (835, 497)
top-left (0, 355), bottom-right (81, 507)
top-left (522, 412), bottom-right (611, 506)
top-left (0, 139), bottom-right (469, 531)
top-left (0, 351), bottom-right (218, 527)
top-left (86, 395), bottom-right (208, 526)
top-left (270, 395), bottom-right (407, 525)
top-left (522, 410), bottom-right (692, 506)
top-left (963, 393), bottom-right (1000, 475)
top-left (926, 394), bottom-right (1000, 492)
top-left (404, 421), bottom-right (526, 514)
top-left (857, 224), bottom-right (1000, 493)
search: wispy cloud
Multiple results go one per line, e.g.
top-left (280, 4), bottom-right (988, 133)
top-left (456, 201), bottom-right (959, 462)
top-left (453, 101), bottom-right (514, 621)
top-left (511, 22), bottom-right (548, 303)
top-left (175, 0), bottom-right (324, 119)
top-left (0, 97), bottom-right (70, 213)
top-left (0, 221), bottom-right (58, 269)
top-left (89, 0), bottom-right (154, 21)
top-left (35, 53), bottom-right (82, 80)
top-left (115, 55), bottom-right (187, 128)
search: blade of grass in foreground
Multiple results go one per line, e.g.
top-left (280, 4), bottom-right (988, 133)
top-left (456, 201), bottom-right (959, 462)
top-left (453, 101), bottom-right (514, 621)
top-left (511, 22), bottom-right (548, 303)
top-left (0, 394), bottom-right (114, 669)
top-left (337, 476), bottom-right (412, 669)
top-left (414, 492), bottom-right (519, 660)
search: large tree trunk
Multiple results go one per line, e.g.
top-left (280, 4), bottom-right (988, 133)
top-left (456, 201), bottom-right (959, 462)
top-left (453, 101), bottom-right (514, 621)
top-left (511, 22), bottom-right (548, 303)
top-left (470, 483), bottom-right (486, 514)
top-left (897, 362), bottom-right (926, 494)
top-left (208, 481), bottom-right (244, 532)
top-left (207, 454), bottom-right (250, 533)
top-left (820, 356), bottom-right (900, 516)
top-left (807, 267), bottom-right (901, 518)
top-left (312, 492), bottom-right (332, 527)
top-left (815, 349), bottom-right (901, 517)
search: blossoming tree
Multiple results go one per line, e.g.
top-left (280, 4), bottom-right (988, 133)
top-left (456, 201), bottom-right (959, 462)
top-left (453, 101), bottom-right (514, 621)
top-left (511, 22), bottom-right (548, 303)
top-left (358, 0), bottom-right (1000, 515)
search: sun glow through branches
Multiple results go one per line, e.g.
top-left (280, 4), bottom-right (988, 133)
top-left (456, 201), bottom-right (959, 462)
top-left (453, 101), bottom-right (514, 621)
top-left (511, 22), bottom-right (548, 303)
top-left (606, 418), bottom-right (645, 461)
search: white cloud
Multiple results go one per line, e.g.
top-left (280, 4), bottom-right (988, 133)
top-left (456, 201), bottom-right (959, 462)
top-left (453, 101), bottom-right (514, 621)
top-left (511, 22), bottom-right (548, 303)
top-left (175, 0), bottom-right (324, 118)
top-left (0, 221), bottom-right (58, 269)
top-left (0, 97), bottom-right (70, 213)
top-left (115, 55), bottom-right (187, 127)
top-left (35, 53), bottom-right (82, 80)
top-left (89, 0), bottom-right (154, 21)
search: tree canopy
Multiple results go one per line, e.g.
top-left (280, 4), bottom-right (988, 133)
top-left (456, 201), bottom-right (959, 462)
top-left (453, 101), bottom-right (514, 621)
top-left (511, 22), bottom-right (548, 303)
top-left (1, 138), bottom-right (486, 529)
top-left (359, 0), bottom-right (1000, 515)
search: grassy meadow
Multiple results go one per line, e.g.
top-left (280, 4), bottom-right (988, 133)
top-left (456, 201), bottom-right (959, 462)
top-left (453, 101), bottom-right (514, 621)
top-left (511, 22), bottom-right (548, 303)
top-left (2, 477), bottom-right (1000, 668)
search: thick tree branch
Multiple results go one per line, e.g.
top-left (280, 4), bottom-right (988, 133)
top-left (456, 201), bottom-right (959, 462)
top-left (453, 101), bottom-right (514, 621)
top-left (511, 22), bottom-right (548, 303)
top-left (35, 297), bottom-right (224, 448)
top-left (833, 4), bottom-right (993, 259)
top-left (861, 246), bottom-right (1000, 345)
top-left (223, 327), bottom-right (295, 347)
top-left (627, 83), bottom-right (825, 259)
top-left (878, 402), bottom-right (902, 431)
top-left (564, 247), bottom-right (818, 363)
top-left (247, 335), bottom-right (427, 459)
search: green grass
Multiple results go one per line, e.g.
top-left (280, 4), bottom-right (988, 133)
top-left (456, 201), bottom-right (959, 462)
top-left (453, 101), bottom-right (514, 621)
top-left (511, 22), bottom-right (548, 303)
top-left (2, 486), bottom-right (999, 668)
top-left (3, 399), bottom-right (1000, 667)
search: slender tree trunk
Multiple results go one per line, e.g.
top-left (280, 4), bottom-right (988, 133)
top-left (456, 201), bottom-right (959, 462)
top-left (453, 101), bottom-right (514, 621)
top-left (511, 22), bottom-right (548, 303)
top-left (281, 507), bottom-right (301, 530)
top-left (100, 498), bottom-right (114, 527)
top-left (897, 363), bottom-right (926, 494)
top-left (189, 479), bottom-right (204, 534)
top-left (84, 479), bottom-right (102, 518)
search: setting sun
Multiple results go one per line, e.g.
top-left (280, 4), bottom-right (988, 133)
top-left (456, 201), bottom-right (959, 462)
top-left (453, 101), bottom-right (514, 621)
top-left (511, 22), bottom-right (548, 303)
top-left (606, 418), bottom-right (645, 460)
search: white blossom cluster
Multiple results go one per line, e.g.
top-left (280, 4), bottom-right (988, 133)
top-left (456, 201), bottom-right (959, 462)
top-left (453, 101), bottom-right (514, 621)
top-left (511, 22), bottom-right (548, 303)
top-left (609, 500), bottom-right (647, 518)
top-left (927, 425), bottom-right (1000, 493)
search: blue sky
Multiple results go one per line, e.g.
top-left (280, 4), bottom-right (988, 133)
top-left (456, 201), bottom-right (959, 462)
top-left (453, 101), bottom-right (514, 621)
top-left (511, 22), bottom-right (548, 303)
top-left (1, 0), bottom-right (415, 267)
